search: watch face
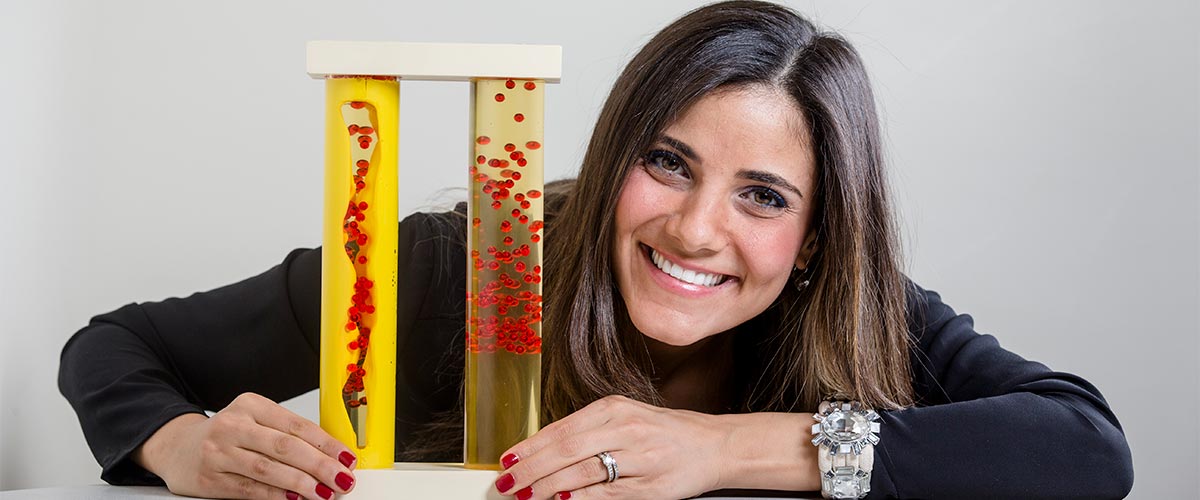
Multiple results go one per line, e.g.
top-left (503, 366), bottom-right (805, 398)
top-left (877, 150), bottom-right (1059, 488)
top-left (820, 409), bottom-right (871, 442)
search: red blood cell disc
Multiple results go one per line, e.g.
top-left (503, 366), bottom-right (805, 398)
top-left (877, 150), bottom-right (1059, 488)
top-left (504, 143), bottom-right (516, 152)
top-left (350, 102), bottom-right (366, 109)
top-left (524, 82), bottom-right (536, 91)
top-left (526, 141), bottom-right (541, 149)
top-left (514, 113), bottom-right (524, 122)
top-left (494, 93), bottom-right (505, 102)
top-left (517, 158), bottom-right (528, 167)
top-left (476, 155), bottom-right (486, 164)
top-left (505, 79), bottom-right (516, 89)
top-left (477, 136), bottom-right (491, 145)
top-left (348, 124), bottom-right (360, 135)
top-left (527, 190), bottom-right (542, 198)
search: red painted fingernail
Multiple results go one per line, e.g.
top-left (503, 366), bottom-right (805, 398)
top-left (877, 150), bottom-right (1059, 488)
top-left (558, 492), bottom-right (572, 500)
top-left (501, 452), bottom-right (520, 469)
top-left (315, 483), bottom-right (333, 499)
top-left (516, 486), bottom-right (534, 500)
top-left (339, 451), bottom-right (356, 467)
top-left (495, 473), bottom-right (515, 493)
top-left (285, 492), bottom-right (299, 500)
top-left (336, 472), bottom-right (354, 491)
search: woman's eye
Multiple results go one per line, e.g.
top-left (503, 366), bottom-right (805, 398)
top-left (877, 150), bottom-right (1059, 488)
top-left (644, 150), bottom-right (686, 176)
top-left (747, 188), bottom-right (788, 210)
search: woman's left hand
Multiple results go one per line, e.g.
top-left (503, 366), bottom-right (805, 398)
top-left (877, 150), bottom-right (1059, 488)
top-left (493, 395), bottom-right (733, 500)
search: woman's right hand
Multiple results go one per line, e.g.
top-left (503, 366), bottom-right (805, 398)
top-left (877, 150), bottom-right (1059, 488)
top-left (133, 392), bottom-right (358, 500)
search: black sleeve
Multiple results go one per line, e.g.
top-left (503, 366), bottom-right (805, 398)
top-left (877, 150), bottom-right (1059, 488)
top-left (57, 210), bottom-right (462, 485)
top-left (866, 280), bottom-right (1135, 499)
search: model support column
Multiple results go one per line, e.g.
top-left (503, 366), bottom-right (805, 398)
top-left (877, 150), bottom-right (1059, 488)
top-left (465, 78), bottom-right (545, 469)
top-left (319, 76), bottom-right (399, 469)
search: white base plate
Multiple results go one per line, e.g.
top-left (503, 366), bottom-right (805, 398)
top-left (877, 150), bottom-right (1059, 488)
top-left (353, 463), bottom-right (505, 499)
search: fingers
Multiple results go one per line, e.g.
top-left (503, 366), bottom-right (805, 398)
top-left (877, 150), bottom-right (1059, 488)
top-left (210, 470), bottom-right (293, 500)
top-left (500, 396), bottom-right (620, 465)
top-left (222, 393), bottom-right (356, 498)
top-left (219, 446), bottom-right (333, 499)
top-left (527, 451), bottom-right (624, 500)
top-left (234, 427), bottom-right (354, 497)
top-left (234, 393), bottom-right (357, 468)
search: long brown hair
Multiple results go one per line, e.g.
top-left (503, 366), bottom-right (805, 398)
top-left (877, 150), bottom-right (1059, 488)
top-left (542, 0), bottom-right (915, 422)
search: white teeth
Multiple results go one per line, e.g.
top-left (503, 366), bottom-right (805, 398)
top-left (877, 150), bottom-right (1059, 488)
top-left (649, 248), bottom-right (725, 287)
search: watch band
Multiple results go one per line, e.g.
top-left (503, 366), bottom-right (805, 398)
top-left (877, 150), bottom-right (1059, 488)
top-left (812, 399), bottom-right (880, 499)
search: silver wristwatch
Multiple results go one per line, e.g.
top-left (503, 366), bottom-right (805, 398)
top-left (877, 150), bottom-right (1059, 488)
top-left (811, 399), bottom-right (881, 499)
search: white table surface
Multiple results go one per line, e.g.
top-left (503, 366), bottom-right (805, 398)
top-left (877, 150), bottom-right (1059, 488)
top-left (0, 463), bottom-right (820, 499)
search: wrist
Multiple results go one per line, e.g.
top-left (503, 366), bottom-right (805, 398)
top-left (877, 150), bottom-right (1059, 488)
top-left (714, 413), bottom-right (822, 492)
top-left (133, 412), bottom-right (207, 477)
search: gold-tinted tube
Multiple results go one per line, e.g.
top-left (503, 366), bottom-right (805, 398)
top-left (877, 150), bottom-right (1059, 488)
top-left (465, 78), bottom-right (545, 469)
top-left (320, 77), bottom-right (398, 469)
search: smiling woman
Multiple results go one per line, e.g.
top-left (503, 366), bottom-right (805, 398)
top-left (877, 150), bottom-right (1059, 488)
top-left (57, 1), bottom-right (1135, 499)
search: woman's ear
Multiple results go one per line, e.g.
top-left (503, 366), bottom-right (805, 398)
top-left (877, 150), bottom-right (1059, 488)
top-left (795, 230), bottom-right (819, 270)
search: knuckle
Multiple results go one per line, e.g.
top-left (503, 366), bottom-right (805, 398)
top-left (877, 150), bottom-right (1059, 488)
top-left (235, 476), bottom-right (258, 498)
top-left (556, 435), bottom-right (585, 458)
top-left (286, 417), bottom-right (310, 437)
top-left (272, 435), bottom-right (292, 457)
top-left (551, 420), bottom-right (576, 444)
top-left (250, 456), bottom-right (273, 477)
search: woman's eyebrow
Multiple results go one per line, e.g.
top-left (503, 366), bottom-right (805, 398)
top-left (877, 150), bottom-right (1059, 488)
top-left (737, 170), bottom-right (803, 199)
top-left (660, 135), bottom-right (700, 162)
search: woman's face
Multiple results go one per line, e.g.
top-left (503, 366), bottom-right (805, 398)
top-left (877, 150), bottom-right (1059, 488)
top-left (612, 86), bottom-right (818, 347)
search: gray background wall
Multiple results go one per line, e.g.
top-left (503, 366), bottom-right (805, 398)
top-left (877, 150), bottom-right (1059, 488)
top-left (1, 1), bottom-right (1196, 498)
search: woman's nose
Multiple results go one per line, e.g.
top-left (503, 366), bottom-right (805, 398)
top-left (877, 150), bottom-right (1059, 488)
top-left (663, 192), bottom-right (728, 255)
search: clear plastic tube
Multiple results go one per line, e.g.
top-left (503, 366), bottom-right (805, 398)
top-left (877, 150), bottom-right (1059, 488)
top-left (464, 78), bottom-right (545, 469)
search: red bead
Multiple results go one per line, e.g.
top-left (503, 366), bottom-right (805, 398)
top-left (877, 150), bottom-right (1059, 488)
top-left (509, 152), bottom-right (521, 161)
top-left (359, 127), bottom-right (374, 135)
top-left (514, 193), bottom-right (525, 202)
top-left (347, 364), bottom-right (358, 372)
top-left (531, 234), bottom-right (541, 243)
top-left (357, 159), bottom-right (369, 168)
top-left (477, 155), bottom-right (486, 164)
top-left (526, 141), bottom-right (541, 149)
top-left (345, 322), bottom-right (356, 331)
top-left (348, 124), bottom-right (360, 135)
top-left (350, 101), bottom-right (366, 109)
top-left (356, 181), bottom-right (366, 190)
top-left (348, 341), bottom-right (358, 350)
top-left (491, 201), bottom-right (502, 209)
top-left (503, 236), bottom-right (514, 245)
top-left (473, 218), bottom-right (481, 227)
top-left (504, 143), bottom-right (516, 152)
top-left (494, 93), bottom-right (505, 102)
top-left (358, 202), bottom-right (368, 210)
top-left (516, 262), bottom-right (526, 272)
top-left (477, 136), bottom-right (491, 145)
top-left (505, 79), bottom-right (516, 89)
top-left (518, 215), bottom-right (528, 224)
top-left (489, 159), bottom-right (502, 167)
top-left (358, 256), bottom-right (367, 264)
top-left (511, 209), bottom-right (521, 217)
top-left (513, 113), bottom-right (524, 122)
top-left (512, 172), bottom-right (522, 181)
top-left (517, 158), bottom-right (528, 167)
top-left (524, 82), bottom-right (536, 91)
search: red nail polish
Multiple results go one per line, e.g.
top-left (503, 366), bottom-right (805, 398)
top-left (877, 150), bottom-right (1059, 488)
top-left (495, 473), bottom-right (515, 493)
top-left (516, 486), bottom-right (534, 500)
top-left (285, 491), bottom-right (299, 500)
top-left (336, 472), bottom-right (354, 491)
top-left (557, 491), bottom-right (572, 500)
top-left (501, 452), bottom-right (520, 469)
top-left (315, 483), bottom-right (333, 500)
top-left (339, 451), bottom-right (356, 467)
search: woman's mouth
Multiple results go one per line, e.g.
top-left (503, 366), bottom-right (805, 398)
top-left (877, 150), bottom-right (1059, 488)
top-left (640, 243), bottom-right (733, 288)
